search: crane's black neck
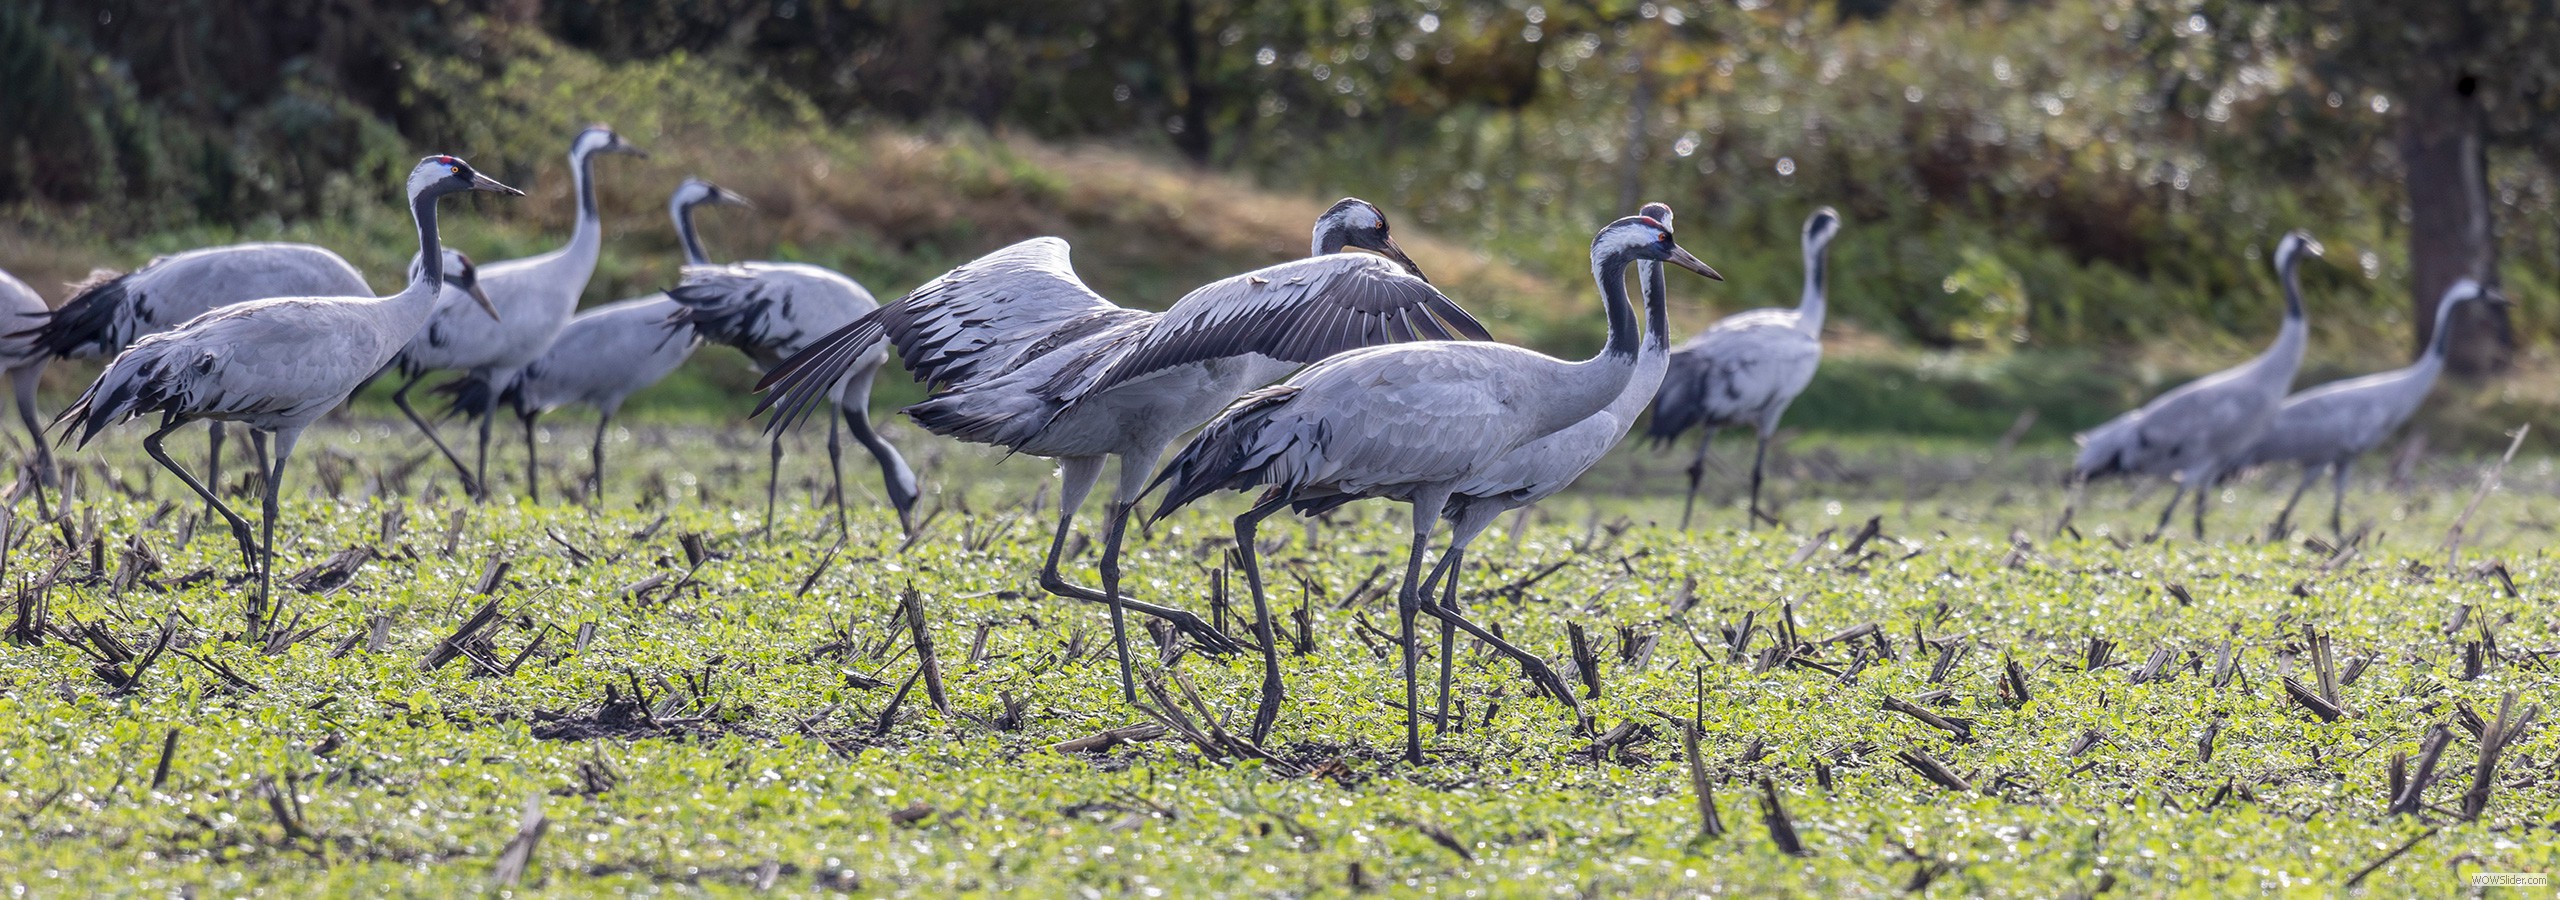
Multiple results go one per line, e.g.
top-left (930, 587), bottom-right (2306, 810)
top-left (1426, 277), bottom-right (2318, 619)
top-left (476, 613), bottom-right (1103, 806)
top-left (1591, 251), bottom-right (1641, 360)
top-left (2422, 292), bottom-right (2466, 362)
top-left (2278, 252), bottom-right (2305, 322)
top-left (410, 188), bottom-right (445, 290)
top-left (674, 198), bottom-right (711, 266)
top-left (1640, 261), bottom-right (1668, 349)
top-left (572, 146), bottom-right (601, 226)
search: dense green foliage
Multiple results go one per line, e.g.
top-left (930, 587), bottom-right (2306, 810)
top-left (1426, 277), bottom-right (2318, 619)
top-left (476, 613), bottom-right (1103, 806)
top-left (0, 422), bottom-right (2551, 894)
top-left (3, 0), bottom-right (2552, 363)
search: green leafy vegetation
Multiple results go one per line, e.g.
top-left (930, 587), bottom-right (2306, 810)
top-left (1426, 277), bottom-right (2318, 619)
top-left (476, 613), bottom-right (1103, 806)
top-left (0, 422), bottom-right (2550, 894)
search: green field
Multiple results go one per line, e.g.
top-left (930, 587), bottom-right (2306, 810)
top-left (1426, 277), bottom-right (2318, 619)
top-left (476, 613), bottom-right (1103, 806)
top-left (0, 416), bottom-right (2552, 896)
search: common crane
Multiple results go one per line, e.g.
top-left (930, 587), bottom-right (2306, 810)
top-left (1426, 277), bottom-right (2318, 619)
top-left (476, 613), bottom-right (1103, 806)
top-left (2239, 278), bottom-right (2501, 537)
top-left (13, 241), bottom-right (372, 490)
top-left (1148, 215), bottom-right (1720, 763)
top-left (0, 269), bottom-right (53, 481)
top-left (57, 156), bottom-right (519, 635)
top-left (2065, 231), bottom-right (2322, 540)
top-left (1270, 202), bottom-right (1691, 744)
top-left (480, 178), bottom-right (748, 502)
top-left (1646, 208), bottom-right (1837, 528)
top-left (388, 125), bottom-right (644, 500)
top-left (755, 198), bottom-right (1488, 704)
top-left (665, 256), bottom-right (917, 536)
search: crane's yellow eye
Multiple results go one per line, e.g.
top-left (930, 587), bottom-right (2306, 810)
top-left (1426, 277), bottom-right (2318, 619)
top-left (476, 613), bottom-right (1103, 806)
top-left (448, 164), bottom-right (463, 177)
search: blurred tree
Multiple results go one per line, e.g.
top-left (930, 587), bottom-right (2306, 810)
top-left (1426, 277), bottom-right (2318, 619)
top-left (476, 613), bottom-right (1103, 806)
top-left (2179, 0), bottom-right (2560, 377)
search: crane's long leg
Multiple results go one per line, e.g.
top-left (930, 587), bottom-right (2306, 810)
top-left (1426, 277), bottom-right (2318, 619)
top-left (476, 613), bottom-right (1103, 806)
top-left (391, 373), bottom-right (481, 500)
top-left (1036, 456), bottom-right (1239, 654)
top-left (474, 411), bottom-right (494, 502)
top-left (522, 412), bottom-right (541, 505)
top-left (1416, 507), bottom-right (1582, 725)
top-left (1092, 454), bottom-right (1157, 707)
top-left (762, 432), bottom-right (784, 535)
top-left (1748, 429), bottom-right (1779, 527)
top-left (1232, 492), bottom-right (1295, 745)
top-left (261, 428), bottom-right (303, 641)
top-left (589, 411), bottom-right (613, 504)
top-left (2146, 481), bottom-right (2187, 542)
top-left (2055, 475), bottom-right (2086, 537)
top-left (205, 422), bottom-right (226, 500)
top-left (2270, 464), bottom-right (2319, 539)
top-left (2329, 459), bottom-right (2352, 539)
top-left (144, 419), bottom-right (257, 574)
top-left (2191, 468), bottom-right (2212, 541)
top-left (839, 369), bottom-right (917, 535)
top-left (9, 363), bottom-right (54, 487)
top-left (245, 429), bottom-right (271, 636)
top-left (825, 403), bottom-right (848, 536)
top-left (1679, 430), bottom-right (1713, 531)
top-left (1427, 546), bottom-right (1463, 734)
top-left (1395, 488), bottom-right (1452, 764)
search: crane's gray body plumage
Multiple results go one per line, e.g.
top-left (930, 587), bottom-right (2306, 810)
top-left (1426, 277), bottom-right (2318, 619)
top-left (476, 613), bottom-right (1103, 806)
top-left (1646, 208), bottom-right (1836, 527)
top-left (2069, 231), bottom-right (2319, 538)
top-left (508, 295), bottom-right (700, 418)
top-left (0, 269), bottom-right (54, 476)
top-left (670, 257), bottom-right (919, 530)
top-left (2235, 278), bottom-right (2489, 535)
top-left (55, 157), bottom-right (520, 628)
top-left (491, 179), bottom-right (745, 500)
top-left (20, 243), bottom-right (370, 362)
top-left (1149, 215), bottom-right (1717, 761)
top-left (749, 199), bottom-right (1487, 703)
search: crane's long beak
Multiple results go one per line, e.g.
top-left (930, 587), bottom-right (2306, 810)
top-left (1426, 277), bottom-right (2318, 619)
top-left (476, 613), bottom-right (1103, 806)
top-left (1377, 236), bottom-right (1429, 284)
top-left (714, 187), bottom-right (755, 209)
top-left (471, 173), bottom-right (526, 197)
top-left (1665, 245), bottom-right (1722, 281)
top-left (469, 282), bottom-right (502, 322)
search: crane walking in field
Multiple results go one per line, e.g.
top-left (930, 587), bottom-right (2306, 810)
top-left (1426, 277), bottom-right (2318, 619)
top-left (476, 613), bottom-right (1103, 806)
top-left (2065, 230), bottom-right (2321, 540)
top-left (665, 243), bottom-right (918, 536)
top-left (756, 199), bottom-right (1488, 704)
top-left (2239, 278), bottom-right (2501, 537)
top-left (56, 156), bottom-right (519, 636)
top-left (1267, 202), bottom-right (1690, 744)
top-left (488, 178), bottom-right (749, 502)
top-left (1646, 208), bottom-right (1837, 529)
top-left (1149, 215), bottom-right (1721, 763)
top-left (0, 270), bottom-right (54, 482)
top-left (13, 241), bottom-right (374, 490)
top-left (390, 125), bottom-right (645, 500)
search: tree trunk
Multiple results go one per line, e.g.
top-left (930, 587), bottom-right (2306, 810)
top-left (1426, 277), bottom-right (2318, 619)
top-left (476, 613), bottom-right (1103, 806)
top-left (1167, 0), bottom-right (1212, 165)
top-left (2399, 73), bottom-right (2510, 376)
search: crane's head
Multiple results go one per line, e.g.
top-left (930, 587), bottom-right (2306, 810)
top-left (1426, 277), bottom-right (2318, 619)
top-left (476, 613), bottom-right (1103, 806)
top-left (1314, 198), bottom-right (1427, 282)
top-left (2441, 277), bottom-right (2510, 310)
top-left (407, 155), bottom-right (522, 201)
top-left (573, 124), bottom-right (648, 160)
top-left (1803, 207), bottom-right (1842, 253)
top-left (2274, 229), bottom-right (2323, 272)
top-left (409, 248), bottom-right (502, 322)
top-left (1593, 216), bottom-right (1721, 281)
top-left (1638, 202), bottom-right (1675, 230)
top-left (673, 177), bottom-right (753, 211)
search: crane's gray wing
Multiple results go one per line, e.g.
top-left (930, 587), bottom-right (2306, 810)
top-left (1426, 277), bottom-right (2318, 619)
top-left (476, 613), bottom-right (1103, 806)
top-left (753, 238), bottom-right (1132, 434)
top-left (1646, 316), bottom-right (1819, 440)
top-left (1058, 252), bottom-right (1490, 403)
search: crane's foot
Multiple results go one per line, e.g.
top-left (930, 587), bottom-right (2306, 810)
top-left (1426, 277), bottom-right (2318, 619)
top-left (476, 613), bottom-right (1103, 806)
top-left (1749, 505), bottom-right (1783, 528)
top-left (1036, 571), bottom-right (1243, 655)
